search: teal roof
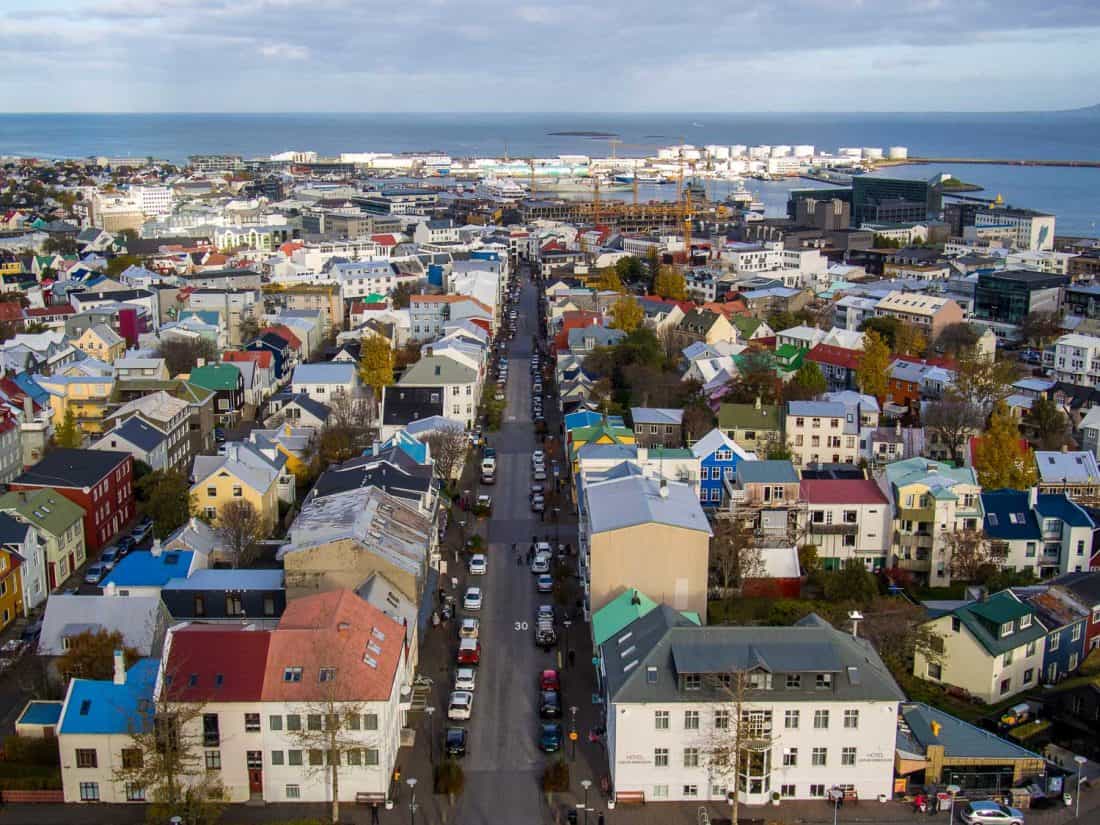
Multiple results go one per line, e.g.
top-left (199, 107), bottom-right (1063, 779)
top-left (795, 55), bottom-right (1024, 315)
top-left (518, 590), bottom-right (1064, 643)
top-left (189, 363), bottom-right (241, 391)
top-left (885, 457), bottom-right (977, 490)
top-left (938, 592), bottom-right (1046, 657)
top-left (592, 589), bottom-right (700, 647)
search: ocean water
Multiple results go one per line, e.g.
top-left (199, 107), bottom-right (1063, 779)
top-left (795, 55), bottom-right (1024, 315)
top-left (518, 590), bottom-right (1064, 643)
top-left (0, 112), bottom-right (1097, 233)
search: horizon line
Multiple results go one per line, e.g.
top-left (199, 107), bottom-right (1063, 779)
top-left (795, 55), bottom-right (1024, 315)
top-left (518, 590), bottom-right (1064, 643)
top-left (0, 107), bottom-right (1095, 117)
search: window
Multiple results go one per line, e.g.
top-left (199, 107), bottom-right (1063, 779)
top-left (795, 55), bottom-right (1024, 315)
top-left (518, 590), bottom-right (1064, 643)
top-left (714, 709), bottom-right (730, 730)
top-left (121, 749), bottom-right (142, 769)
top-left (203, 713), bottom-right (219, 747)
top-left (810, 784), bottom-right (826, 798)
top-left (785, 674), bottom-right (801, 689)
top-left (226, 595), bottom-right (244, 616)
top-left (307, 714), bottom-right (323, 731)
top-left (1073, 624), bottom-right (1083, 642)
top-left (683, 673), bottom-right (701, 691)
top-left (193, 595), bottom-right (205, 616)
top-left (841, 747), bottom-right (857, 766)
top-left (654, 748), bottom-right (669, 767)
top-left (654, 709), bottom-right (670, 730)
top-left (1023, 668), bottom-right (1034, 685)
top-left (1000, 621), bottom-right (1014, 638)
top-left (271, 751), bottom-right (284, 766)
top-left (1003, 649), bottom-right (1014, 667)
top-left (683, 747), bottom-right (700, 768)
top-left (843, 709), bottom-right (859, 729)
top-left (1020, 614), bottom-right (1032, 629)
top-left (319, 667), bottom-right (336, 683)
top-left (347, 749), bottom-right (362, 766)
top-left (1000, 677), bottom-right (1012, 695)
top-left (309, 749), bottom-right (324, 767)
top-left (286, 714), bottom-right (301, 731)
top-left (206, 486), bottom-right (216, 498)
top-left (232, 485), bottom-right (242, 498)
top-left (684, 710), bottom-right (700, 730)
top-left (951, 617), bottom-right (961, 633)
top-left (365, 748), bottom-right (379, 766)
top-left (747, 671), bottom-right (772, 690)
top-left (1050, 631), bottom-right (1061, 651)
top-left (813, 710), bottom-right (829, 729)
top-left (816, 673), bottom-right (832, 689)
top-left (205, 750), bottom-right (221, 771)
top-left (75, 748), bottom-right (98, 769)
top-left (1026, 640), bottom-right (1038, 657)
top-left (79, 782), bottom-right (100, 802)
top-left (245, 713), bottom-right (260, 732)
top-left (125, 783), bottom-right (145, 802)
top-left (783, 748), bottom-right (798, 767)
top-left (652, 785), bottom-right (669, 800)
top-left (683, 784), bottom-right (699, 798)
top-left (812, 747), bottom-right (827, 766)
top-left (269, 715), bottom-right (283, 731)
top-left (784, 709), bottom-right (800, 729)
top-left (263, 594), bottom-right (276, 616)
top-left (283, 667), bottom-right (303, 682)
top-left (285, 785), bottom-right (301, 800)
top-left (288, 750), bottom-right (303, 766)
top-left (781, 784), bottom-right (796, 798)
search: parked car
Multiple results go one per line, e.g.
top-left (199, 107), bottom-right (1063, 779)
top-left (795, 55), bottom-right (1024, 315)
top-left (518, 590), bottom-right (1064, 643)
top-left (468, 554), bottom-right (487, 575)
top-left (99, 547), bottom-right (120, 570)
top-left (530, 554), bottom-right (550, 574)
top-left (476, 494), bottom-right (492, 513)
top-left (539, 690), bottom-right (561, 719)
top-left (530, 483), bottom-right (545, 497)
top-left (459, 618), bottom-right (480, 639)
top-left (116, 536), bottom-right (136, 555)
top-left (536, 573), bottom-right (554, 593)
top-left (447, 690), bottom-right (474, 721)
top-left (463, 587), bottom-right (483, 611)
top-left (536, 605), bottom-right (555, 623)
top-left (454, 667), bottom-right (477, 692)
top-left (531, 494), bottom-right (545, 513)
top-left (959, 801), bottom-right (1025, 825)
top-left (540, 669), bottom-right (561, 691)
top-left (457, 638), bottom-right (481, 665)
top-left (445, 727), bottom-right (467, 758)
top-left (532, 449), bottom-right (545, 464)
top-left (84, 563), bottom-right (107, 585)
top-left (539, 722), bottom-right (563, 753)
top-left (532, 468), bottom-right (547, 482)
top-left (131, 517), bottom-right (152, 542)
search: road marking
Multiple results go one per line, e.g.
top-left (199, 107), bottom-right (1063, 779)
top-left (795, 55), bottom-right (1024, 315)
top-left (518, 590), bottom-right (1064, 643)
top-left (514, 621), bottom-right (529, 631)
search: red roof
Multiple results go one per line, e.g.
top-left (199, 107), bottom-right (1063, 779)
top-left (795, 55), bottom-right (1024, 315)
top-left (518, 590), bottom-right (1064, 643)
top-left (0, 303), bottom-right (24, 323)
top-left (163, 626), bottom-right (272, 702)
top-left (24, 303), bottom-right (74, 318)
top-left (371, 234), bottom-right (398, 246)
top-left (261, 325), bottom-right (303, 350)
top-left (222, 350), bottom-right (273, 369)
top-left (806, 343), bottom-right (862, 371)
top-left (279, 241), bottom-right (304, 256)
top-left (553, 311), bottom-right (604, 352)
top-left (799, 479), bottom-right (888, 505)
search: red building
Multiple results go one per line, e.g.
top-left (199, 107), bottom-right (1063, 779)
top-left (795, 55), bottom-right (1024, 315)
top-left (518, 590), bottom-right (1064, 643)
top-left (10, 449), bottom-right (134, 553)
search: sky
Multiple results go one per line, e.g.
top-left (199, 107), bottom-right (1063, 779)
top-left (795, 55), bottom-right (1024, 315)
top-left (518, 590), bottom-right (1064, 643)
top-left (1, 0), bottom-right (1099, 112)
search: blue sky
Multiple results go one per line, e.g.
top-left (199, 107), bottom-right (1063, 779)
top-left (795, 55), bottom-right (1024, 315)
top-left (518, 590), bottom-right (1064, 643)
top-left (2, 0), bottom-right (1098, 112)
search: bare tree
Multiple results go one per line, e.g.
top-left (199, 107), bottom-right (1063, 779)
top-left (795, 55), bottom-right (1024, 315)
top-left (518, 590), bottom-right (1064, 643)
top-left (322, 391), bottom-right (377, 456)
top-left (709, 514), bottom-right (764, 594)
top-left (945, 528), bottom-right (1007, 583)
top-left (420, 425), bottom-right (468, 487)
top-left (922, 396), bottom-right (984, 464)
top-left (215, 499), bottom-right (265, 568)
top-left (860, 597), bottom-right (944, 675)
top-left (156, 337), bottom-right (218, 378)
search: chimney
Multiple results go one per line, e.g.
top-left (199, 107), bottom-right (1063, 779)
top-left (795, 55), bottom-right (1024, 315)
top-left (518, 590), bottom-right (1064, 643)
top-left (151, 538), bottom-right (163, 557)
top-left (113, 649), bottom-right (126, 685)
top-left (1028, 486), bottom-right (1038, 509)
top-left (630, 590), bottom-right (641, 606)
top-left (22, 395), bottom-right (32, 421)
top-left (848, 610), bottom-right (863, 638)
top-left (659, 479), bottom-right (669, 499)
top-left (754, 396), bottom-right (761, 410)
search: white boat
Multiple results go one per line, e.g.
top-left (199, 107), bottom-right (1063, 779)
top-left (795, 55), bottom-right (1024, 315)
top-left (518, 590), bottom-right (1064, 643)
top-left (476, 176), bottom-right (526, 199)
top-left (613, 172), bottom-right (666, 184)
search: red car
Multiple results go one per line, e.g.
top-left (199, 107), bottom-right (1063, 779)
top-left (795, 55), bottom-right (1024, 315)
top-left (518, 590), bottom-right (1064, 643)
top-left (457, 638), bottom-right (481, 666)
top-left (540, 668), bottom-right (560, 691)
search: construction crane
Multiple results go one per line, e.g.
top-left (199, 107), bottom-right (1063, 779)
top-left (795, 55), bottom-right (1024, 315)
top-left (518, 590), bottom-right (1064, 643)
top-left (528, 158), bottom-right (536, 197)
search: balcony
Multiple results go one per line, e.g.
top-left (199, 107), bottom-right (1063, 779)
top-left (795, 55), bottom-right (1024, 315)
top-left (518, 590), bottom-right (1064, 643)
top-left (898, 507), bottom-right (935, 522)
top-left (808, 522), bottom-right (858, 536)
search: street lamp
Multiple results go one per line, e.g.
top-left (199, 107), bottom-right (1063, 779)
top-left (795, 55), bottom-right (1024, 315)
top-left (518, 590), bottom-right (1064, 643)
top-left (1075, 755), bottom-right (1088, 819)
top-left (570, 705), bottom-right (579, 761)
top-left (563, 618), bottom-right (573, 668)
top-left (425, 706), bottom-right (436, 766)
top-left (830, 786), bottom-right (842, 825)
top-left (407, 777), bottom-right (418, 825)
top-left (946, 784), bottom-right (960, 823)
top-left (581, 779), bottom-right (592, 825)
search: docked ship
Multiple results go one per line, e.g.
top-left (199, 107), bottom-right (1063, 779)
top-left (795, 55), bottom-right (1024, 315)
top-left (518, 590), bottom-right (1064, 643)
top-left (613, 172), bottom-right (666, 184)
top-left (536, 176), bottom-right (631, 194)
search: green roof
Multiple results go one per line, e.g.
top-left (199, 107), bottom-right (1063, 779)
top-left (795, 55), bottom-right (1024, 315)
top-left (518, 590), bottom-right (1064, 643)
top-left (592, 589), bottom-right (700, 647)
top-left (188, 364), bottom-right (241, 392)
top-left (0, 489), bottom-right (84, 538)
top-left (399, 356), bottom-right (477, 386)
top-left (731, 316), bottom-right (763, 338)
top-left (944, 592), bottom-right (1046, 657)
top-left (718, 402), bottom-right (781, 431)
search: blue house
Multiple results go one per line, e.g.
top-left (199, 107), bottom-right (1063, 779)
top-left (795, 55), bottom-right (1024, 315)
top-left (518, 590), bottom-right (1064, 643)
top-left (690, 427), bottom-right (756, 507)
top-left (246, 332), bottom-right (293, 381)
top-left (1019, 586), bottom-right (1090, 684)
top-left (102, 548), bottom-right (202, 596)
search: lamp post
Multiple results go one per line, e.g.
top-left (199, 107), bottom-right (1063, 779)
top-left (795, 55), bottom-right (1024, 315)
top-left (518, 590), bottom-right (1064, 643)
top-left (830, 786), bottom-right (842, 825)
top-left (946, 784), bottom-right (960, 823)
top-left (581, 779), bottom-right (592, 825)
top-left (1075, 755), bottom-right (1088, 819)
top-left (570, 705), bottom-right (579, 761)
top-left (425, 705), bottom-right (436, 766)
top-left (563, 619), bottom-right (572, 667)
top-left (407, 777), bottom-right (418, 825)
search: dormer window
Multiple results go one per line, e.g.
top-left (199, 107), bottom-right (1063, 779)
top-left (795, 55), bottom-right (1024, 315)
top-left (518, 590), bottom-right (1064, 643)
top-left (747, 672), bottom-right (772, 690)
top-left (815, 673), bottom-right (832, 689)
top-left (682, 673), bottom-right (701, 691)
top-left (1019, 615), bottom-right (1032, 629)
top-left (1000, 622), bottom-right (1013, 638)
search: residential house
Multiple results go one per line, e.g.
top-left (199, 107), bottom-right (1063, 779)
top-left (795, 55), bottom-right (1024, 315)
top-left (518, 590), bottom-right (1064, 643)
top-left (1048, 572), bottom-right (1100, 652)
top-left (10, 449), bottom-right (133, 553)
top-left (221, 350), bottom-right (276, 404)
top-left (601, 611), bottom-right (904, 805)
top-left (246, 328), bottom-right (301, 384)
top-left (101, 545), bottom-right (205, 598)
top-left (280, 284), bottom-right (344, 335)
top-left (188, 363), bottom-right (245, 425)
top-left (874, 291), bottom-right (964, 340)
top-left (106, 390), bottom-right (193, 474)
top-left (913, 591), bottom-right (1046, 703)
top-left (982, 489), bottom-right (1096, 579)
top-left (1022, 586), bottom-right (1089, 684)
top-left (409, 294), bottom-right (492, 342)
top-left (1035, 451), bottom-right (1100, 502)
top-left (113, 357), bottom-right (169, 382)
top-left (160, 569), bottom-right (286, 623)
top-left (37, 374), bottom-right (115, 438)
top-left (72, 325), bottom-right (126, 364)
top-left (191, 443), bottom-right (284, 538)
top-left (630, 408), bottom-right (684, 449)
top-left (785, 401), bottom-right (861, 468)
top-left (290, 362), bottom-right (360, 401)
top-left (266, 393), bottom-right (331, 431)
top-left (800, 479), bottom-right (891, 572)
top-left (726, 460), bottom-right (803, 543)
top-left (38, 592), bottom-right (169, 668)
top-left (690, 428), bottom-right (755, 508)
top-left (397, 355), bottom-right (479, 429)
top-left (0, 489), bottom-right (85, 590)
top-left (717, 399), bottom-right (783, 457)
top-left (805, 344), bottom-right (862, 393)
top-left (91, 417), bottom-right (173, 473)
top-left (579, 475), bottom-right (712, 620)
top-left (674, 309), bottom-right (737, 349)
top-left (0, 521), bottom-right (28, 627)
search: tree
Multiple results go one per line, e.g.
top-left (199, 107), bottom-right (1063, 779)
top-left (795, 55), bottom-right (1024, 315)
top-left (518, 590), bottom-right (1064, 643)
top-left (786, 361), bottom-right (827, 401)
top-left (357, 335), bottom-right (394, 401)
top-left (1020, 311), bottom-right (1063, 350)
top-left (822, 561), bottom-right (878, 604)
top-left (766, 311), bottom-right (799, 334)
top-left (645, 247), bottom-right (661, 286)
top-left (434, 758), bottom-right (465, 805)
top-left (594, 267), bottom-right (623, 293)
top-left (652, 266), bottom-right (687, 300)
top-left (615, 255), bottom-right (644, 285)
top-left (421, 425), bottom-right (468, 487)
top-left (609, 295), bottom-right (643, 333)
top-left (53, 407), bottom-right (81, 448)
top-left (238, 315), bottom-right (261, 345)
top-left (953, 348), bottom-right (1017, 412)
top-left (390, 281), bottom-right (416, 309)
top-left (859, 316), bottom-right (899, 349)
top-left (922, 397), bottom-right (984, 465)
top-left (729, 349), bottom-right (779, 405)
top-left (946, 528), bottom-right (1007, 583)
top-left (136, 469), bottom-right (192, 538)
top-left (56, 629), bottom-right (139, 681)
top-left (156, 337), bottom-right (218, 378)
top-left (973, 401), bottom-right (1038, 490)
top-left (710, 514), bottom-right (764, 593)
top-left (215, 499), bottom-right (265, 568)
top-left (1025, 396), bottom-right (1070, 450)
top-left (856, 329), bottom-right (891, 399)
top-left (42, 235), bottom-right (78, 255)
top-left (682, 401), bottom-right (716, 443)
top-left (860, 597), bottom-right (944, 675)
top-left (893, 322), bottom-right (927, 358)
top-left (934, 323), bottom-right (980, 359)
top-left (105, 254), bottom-right (142, 277)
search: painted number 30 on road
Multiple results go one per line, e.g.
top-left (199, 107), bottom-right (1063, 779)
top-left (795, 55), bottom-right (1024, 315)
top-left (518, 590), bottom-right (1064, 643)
top-left (514, 621), bottom-right (528, 631)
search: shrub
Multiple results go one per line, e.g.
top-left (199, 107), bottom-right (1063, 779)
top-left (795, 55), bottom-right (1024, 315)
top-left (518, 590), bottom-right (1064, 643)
top-left (2, 736), bottom-right (60, 767)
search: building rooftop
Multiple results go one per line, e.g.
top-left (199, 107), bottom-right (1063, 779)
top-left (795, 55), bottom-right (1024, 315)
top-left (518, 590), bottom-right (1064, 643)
top-left (102, 549), bottom-right (195, 588)
top-left (897, 702), bottom-right (1042, 762)
top-left (58, 658), bottom-right (159, 735)
top-left (1035, 450), bottom-right (1100, 484)
top-left (736, 460), bottom-right (800, 485)
top-left (13, 448), bottom-right (129, 490)
top-left (584, 476), bottom-right (711, 536)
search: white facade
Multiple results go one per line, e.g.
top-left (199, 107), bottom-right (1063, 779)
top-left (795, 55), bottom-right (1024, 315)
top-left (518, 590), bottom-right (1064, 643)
top-left (800, 500), bottom-right (890, 570)
top-left (786, 405), bottom-right (861, 468)
top-left (128, 185), bottom-right (174, 218)
top-left (1053, 333), bottom-right (1100, 387)
top-left (975, 210), bottom-right (1055, 252)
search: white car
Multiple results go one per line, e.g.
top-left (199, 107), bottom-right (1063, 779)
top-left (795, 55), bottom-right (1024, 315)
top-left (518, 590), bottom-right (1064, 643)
top-left (530, 554), bottom-right (550, 574)
top-left (463, 587), bottom-right (482, 611)
top-left (447, 690), bottom-right (474, 720)
top-left (535, 541), bottom-right (553, 556)
top-left (459, 617), bottom-right (480, 639)
top-left (532, 450), bottom-right (545, 464)
top-left (468, 553), bottom-right (487, 575)
top-left (454, 667), bottom-right (477, 692)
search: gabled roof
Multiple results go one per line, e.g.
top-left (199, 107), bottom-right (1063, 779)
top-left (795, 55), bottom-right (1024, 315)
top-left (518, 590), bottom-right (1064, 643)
top-left (192, 442), bottom-right (281, 493)
top-left (800, 479), bottom-right (888, 505)
top-left (163, 625), bottom-right (272, 703)
top-left (99, 416), bottom-right (167, 453)
top-left (690, 428), bottom-right (754, 462)
top-left (933, 591), bottom-right (1046, 657)
top-left (0, 489), bottom-right (84, 537)
top-left (59, 658), bottom-right (159, 735)
top-left (736, 460), bottom-right (799, 485)
top-left (1036, 450), bottom-right (1100, 484)
top-left (592, 589), bottom-right (701, 647)
top-left (38, 594), bottom-right (166, 656)
top-left (292, 362), bottom-right (357, 385)
top-left (630, 407), bottom-right (683, 427)
top-left (718, 402), bottom-right (781, 431)
top-left (189, 363), bottom-right (242, 392)
top-left (584, 476), bottom-right (711, 536)
top-left (981, 490), bottom-right (1040, 540)
top-left (13, 448), bottom-right (129, 490)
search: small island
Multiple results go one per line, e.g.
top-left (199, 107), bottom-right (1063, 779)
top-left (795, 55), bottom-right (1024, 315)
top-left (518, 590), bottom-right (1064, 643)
top-left (937, 175), bottom-right (983, 192)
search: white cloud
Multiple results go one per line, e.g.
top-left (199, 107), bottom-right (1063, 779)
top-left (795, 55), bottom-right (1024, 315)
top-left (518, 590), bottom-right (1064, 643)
top-left (260, 42), bottom-right (310, 60)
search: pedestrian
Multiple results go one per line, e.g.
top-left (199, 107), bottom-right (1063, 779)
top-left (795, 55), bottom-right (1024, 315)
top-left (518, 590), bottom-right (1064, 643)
top-left (371, 803), bottom-right (381, 825)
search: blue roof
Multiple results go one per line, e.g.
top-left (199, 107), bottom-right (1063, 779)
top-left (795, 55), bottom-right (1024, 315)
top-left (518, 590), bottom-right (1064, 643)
top-left (59, 658), bottom-right (158, 735)
top-left (108, 416), bottom-right (166, 452)
top-left (13, 372), bottom-right (49, 405)
top-left (17, 700), bottom-right (62, 727)
top-left (1036, 493), bottom-right (1095, 528)
top-left (163, 568), bottom-right (283, 591)
top-left (102, 550), bottom-right (194, 588)
top-left (292, 362), bottom-right (357, 385)
top-left (981, 490), bottom-right (1040, 540)
top-left (565, 410), bottom-right (625, 432)
top-left (736, 460), bottom-right (799, 484)
top-left (789, 400), bottom-right (846, 417)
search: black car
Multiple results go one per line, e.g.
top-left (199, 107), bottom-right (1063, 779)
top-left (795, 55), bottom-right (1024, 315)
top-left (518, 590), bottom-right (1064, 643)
top-left (116, 536), bottom-right (136, 555)
top-left (445, 727), bottom-right (467, 757)
top-left (539, 690), bottom-right (562, 719)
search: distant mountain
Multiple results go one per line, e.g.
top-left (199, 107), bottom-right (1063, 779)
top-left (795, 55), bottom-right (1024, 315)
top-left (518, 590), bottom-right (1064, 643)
top-left (1056, 103), bottom-right (1100, 116)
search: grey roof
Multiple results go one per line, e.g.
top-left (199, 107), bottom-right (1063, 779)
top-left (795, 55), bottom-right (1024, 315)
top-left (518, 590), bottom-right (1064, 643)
top-left (630, 407), bottom-right (683, 427)
top-left (291, 362), bottom-right (357, 385)
top-left (788, 400), bottom-right (846, 418)
top-left (602, 611), bottom-right (904, 705)
top-left (897, 702), bottom-right (1042, 761)
top-left (1035, 451), bottom-right (1100, 484)
top-left (192, 442), bottom-right (282, 493)
top-left (103, 416), bottom-right (166, 452)
top-left (736, 460), bottom-right (800, 485)
top-left (400, 355), bottom-right (477, 386)
top-left (162, 568), bottom-right (284, 591)
top-left (584, 476), bottom-right (711, 536)
top-left (38, 594), bottom-right (166, 656)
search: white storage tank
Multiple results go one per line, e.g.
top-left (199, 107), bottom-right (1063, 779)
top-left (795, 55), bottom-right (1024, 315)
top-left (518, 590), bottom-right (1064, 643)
top-left (862, 147), bottom-right (884, 160)
top-left (888, 146), bottom-right (909, 160)
top-left (839, 147), bottom-right (862, 158)
top-left (793, 145), bottom-right (815, 157)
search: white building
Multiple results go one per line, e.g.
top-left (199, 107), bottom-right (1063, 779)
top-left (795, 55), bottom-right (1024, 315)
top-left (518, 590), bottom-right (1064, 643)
top-left (1052, 333), bottom-right (1100, 387)
top-left (290, 362), bottom-right (361, 400)
top-left (975, 208), bottom-right (1055, 252)
top-left (785, 401), bottom-right (861, 468)
top-left (600, 611), bottom-right (903, 806)
top-left (128, 185), bottom-right (174, 217)
top-left (799, 479), bottom-right (891, 572)
top-left (1005, 250), bottom-right (1075, 275)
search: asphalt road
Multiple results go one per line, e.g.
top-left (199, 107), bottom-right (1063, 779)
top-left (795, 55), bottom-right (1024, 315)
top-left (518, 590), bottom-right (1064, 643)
top-left (451, 271), bottom-right (559, 824)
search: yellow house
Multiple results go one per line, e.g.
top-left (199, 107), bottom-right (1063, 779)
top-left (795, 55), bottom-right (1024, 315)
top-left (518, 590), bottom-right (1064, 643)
top-left (0, 547), bottom-right (25, 630)
top-left (37, 375), bottom-right (116, 437)
top-left (191, 442), bottom-right (281, 538)
top-left (72, 324), bottom-right (126, 363)
top-left (0, 262), bottom-right (23, 277)
top-left (567, 422), bottom-right (635, 470)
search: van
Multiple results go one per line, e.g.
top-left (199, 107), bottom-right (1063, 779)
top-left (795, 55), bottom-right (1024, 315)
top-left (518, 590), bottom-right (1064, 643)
top-left (480, 456), bottom-right (496, 477)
